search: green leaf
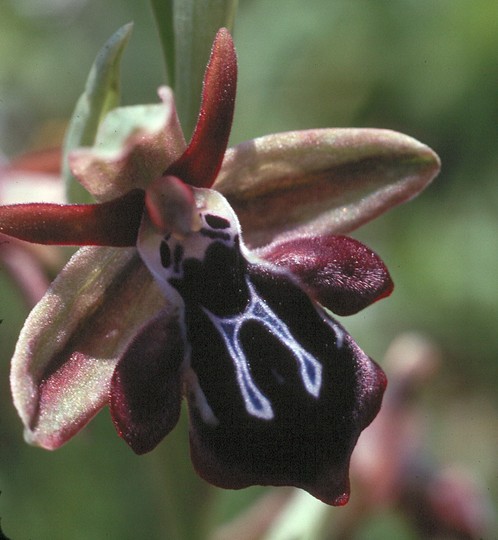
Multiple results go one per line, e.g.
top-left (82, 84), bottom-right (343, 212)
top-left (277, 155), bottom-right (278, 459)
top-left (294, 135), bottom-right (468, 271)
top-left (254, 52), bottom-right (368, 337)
top-left (149, 0), bottom-right (175, 86)
top-left (171, 0), bottom-right (238, 139)
top-left (63, 23), bottom-right (133, 203)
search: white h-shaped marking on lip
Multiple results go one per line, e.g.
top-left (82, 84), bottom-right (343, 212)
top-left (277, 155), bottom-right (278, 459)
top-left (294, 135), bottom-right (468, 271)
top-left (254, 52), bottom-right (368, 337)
top-left (202, 277), bottom-right (323, 420)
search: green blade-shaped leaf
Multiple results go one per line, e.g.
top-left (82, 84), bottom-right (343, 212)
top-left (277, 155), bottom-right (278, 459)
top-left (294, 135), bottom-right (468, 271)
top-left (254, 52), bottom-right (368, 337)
top-left (215, 128), bottom-right (441, 248)
top-left (150, 0), bottom-right (175, 86)
top-left (63, 23), bottom-right (133, 203)
top-left (172, 0), bottom-right (238, 138)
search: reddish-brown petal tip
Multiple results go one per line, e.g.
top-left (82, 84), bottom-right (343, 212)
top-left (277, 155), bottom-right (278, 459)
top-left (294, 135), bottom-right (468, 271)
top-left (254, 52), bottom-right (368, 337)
top-left (0, 189), bottom-right (145, 246)
top-left (166, 28), bottom-right (237, 188)
top-left (256, 235), bottom-right (393, 315)
top-left (110, 311), bottom-right (185, 455)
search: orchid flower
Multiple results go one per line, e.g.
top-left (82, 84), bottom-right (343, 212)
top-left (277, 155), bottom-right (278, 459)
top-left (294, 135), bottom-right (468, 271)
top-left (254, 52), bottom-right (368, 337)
top-left (0, 29), bottom-right (440, 506)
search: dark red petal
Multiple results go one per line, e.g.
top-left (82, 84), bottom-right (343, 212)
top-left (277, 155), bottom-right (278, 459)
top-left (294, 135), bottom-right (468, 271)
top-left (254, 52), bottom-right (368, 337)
top-left (256, 234), bottom-right (394, 315)
top-left (0, 189), bottom-right (144, 246)
top-left (165, 28), bottom-right (237, 188)
top-left (110, 311), bottom-right (185, 455)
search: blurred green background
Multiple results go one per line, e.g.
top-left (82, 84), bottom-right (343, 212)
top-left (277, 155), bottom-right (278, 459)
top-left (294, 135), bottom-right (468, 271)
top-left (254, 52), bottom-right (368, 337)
top-left (1, 0), bottom-right (497, 538)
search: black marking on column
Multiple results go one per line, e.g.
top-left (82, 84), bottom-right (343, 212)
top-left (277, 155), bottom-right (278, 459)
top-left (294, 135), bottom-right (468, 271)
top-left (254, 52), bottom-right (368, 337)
top-left (173, 244), bottom-right (184, 273)
top-left (200, 228), bottom-right (231, 241)
top-left (205, 214), bottom-right (230, 229)
top-left (160, 241), bottom-right (171, 268)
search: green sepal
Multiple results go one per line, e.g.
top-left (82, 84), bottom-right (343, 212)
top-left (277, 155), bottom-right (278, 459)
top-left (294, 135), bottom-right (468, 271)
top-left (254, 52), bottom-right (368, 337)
top-left (215, 128), bottom-right (441, 248)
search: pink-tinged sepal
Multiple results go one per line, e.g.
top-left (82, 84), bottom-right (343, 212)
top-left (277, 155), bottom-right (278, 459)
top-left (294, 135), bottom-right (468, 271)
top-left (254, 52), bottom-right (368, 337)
top-left (10, 247), bottom-right (165, 449)
top-left (215, 129), bottom-right (440, 248)
top-left (256, 234), bottom-right (393, 315)
top-left (110, 310), bottom-right (185, 455)
top-left (165, 28), bottom-right (237, 188)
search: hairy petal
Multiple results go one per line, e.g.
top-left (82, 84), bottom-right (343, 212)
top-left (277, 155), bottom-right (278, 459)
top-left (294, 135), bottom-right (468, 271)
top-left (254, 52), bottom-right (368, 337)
top-left (188, 303), bottom-right (386, 506)
top-left (0, 189), bottom-right (144, 246)
top-left (175, 238), bottom-right (386, 505)
top-left (110, 310), bottom-right (185, 455)
top-left (255, 234), bottom-right (393, 315)
top-left (166, 28), bottom-right (237, 188)
top-left (215, 129), bottom-right (440, 247)
top-left (70, 87), bottom-right (186, 201)
top-left (10, 247), bottom-right (165, 449)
